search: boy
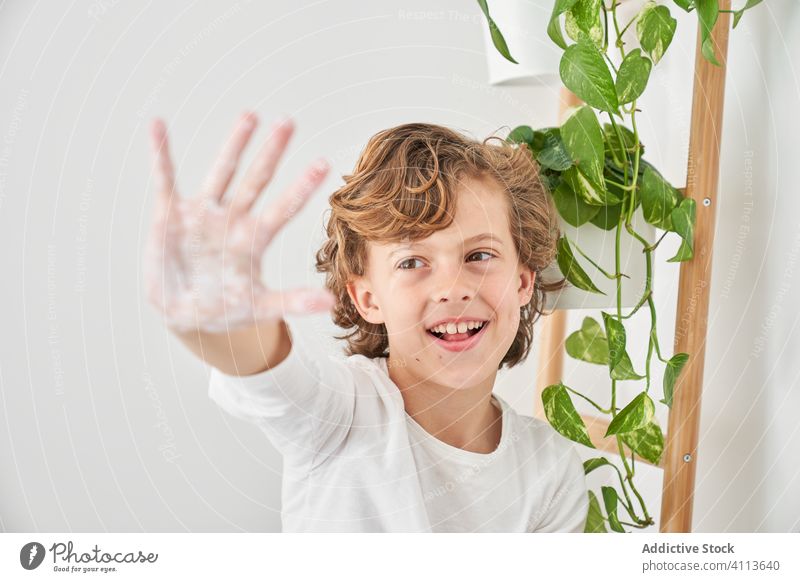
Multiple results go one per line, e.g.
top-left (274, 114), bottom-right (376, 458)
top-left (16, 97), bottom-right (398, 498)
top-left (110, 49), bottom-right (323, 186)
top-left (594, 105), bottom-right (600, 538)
top-left (144, 112), bottom-right (589, 532)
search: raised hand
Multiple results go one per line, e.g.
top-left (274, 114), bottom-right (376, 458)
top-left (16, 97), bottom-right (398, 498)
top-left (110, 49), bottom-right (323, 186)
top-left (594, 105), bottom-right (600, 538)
top-left (143, 112), bottom-right (335, 334)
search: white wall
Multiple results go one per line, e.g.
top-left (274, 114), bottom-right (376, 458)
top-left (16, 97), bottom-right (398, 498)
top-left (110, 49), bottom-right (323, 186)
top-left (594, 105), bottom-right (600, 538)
top-left (0, 0), bottom-right (796, 532)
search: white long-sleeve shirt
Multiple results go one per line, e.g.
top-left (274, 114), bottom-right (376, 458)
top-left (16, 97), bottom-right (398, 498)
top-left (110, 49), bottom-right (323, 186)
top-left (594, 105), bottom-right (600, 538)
top-left (208, 318), bottom-right (589, 532)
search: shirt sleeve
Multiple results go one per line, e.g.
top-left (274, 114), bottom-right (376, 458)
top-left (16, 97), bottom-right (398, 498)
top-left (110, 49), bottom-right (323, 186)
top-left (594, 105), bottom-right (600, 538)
top-left (533, 442), bottom-right (590, 533)
top-left (207, 317), bottom-right (355, 472)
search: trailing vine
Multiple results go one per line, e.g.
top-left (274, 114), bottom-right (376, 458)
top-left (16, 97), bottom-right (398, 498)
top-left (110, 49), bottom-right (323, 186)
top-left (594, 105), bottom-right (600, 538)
top-left (478, 0), bottom-right (763, 532)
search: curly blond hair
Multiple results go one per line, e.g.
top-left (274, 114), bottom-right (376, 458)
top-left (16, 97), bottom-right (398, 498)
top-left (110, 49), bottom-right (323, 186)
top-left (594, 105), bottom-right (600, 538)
top-left (314, 122), bottom-right (565, 369)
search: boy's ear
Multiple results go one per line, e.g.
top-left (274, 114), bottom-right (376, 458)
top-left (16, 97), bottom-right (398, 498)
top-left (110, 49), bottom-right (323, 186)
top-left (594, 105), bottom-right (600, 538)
top-left (346, 277), bottom-right (385, 325)
top-left (518, 267), bottom-right (536, 307)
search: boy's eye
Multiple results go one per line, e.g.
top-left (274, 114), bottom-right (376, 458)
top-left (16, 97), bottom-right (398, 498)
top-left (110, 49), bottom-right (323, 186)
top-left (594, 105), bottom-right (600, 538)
top-left (396, 252), bottom-right (494, 270)
top-left (467, 251), bottom-right (494, 262)
top-left (397, 258), bottom-right (424, 270)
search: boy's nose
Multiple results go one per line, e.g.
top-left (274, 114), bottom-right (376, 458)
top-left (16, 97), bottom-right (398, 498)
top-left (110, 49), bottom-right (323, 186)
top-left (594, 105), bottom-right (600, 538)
top-left (430, 263), bottom-right (475, 303)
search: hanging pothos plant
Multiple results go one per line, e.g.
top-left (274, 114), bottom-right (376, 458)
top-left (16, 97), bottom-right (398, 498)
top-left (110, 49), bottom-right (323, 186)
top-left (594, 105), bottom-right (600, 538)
top-left (478, 0), bottom-right (763, 532)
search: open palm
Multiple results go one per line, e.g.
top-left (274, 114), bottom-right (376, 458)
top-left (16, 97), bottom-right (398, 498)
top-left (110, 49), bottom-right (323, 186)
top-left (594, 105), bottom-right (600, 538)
top-left (143, 112), bottom-right (335, 334)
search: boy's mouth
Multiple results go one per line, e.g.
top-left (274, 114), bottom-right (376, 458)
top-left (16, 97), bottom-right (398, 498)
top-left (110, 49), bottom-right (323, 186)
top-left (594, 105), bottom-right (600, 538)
top-left (425, 320), bottom-right (489, 349)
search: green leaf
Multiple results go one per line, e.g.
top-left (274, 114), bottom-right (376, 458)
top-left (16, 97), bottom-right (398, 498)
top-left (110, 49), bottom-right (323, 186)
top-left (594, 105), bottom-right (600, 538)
top-left (507, 125), bottom-right (535, 146)
top-left (672, 0), bottom-right (694, 12)
top-left (563, 166), bottom-right (621, 206)
top-left (603, 123), bottom-right (642, 158)
top-left (537, 128), bottom-right (574, 171)
top-left (566, 317), bottom-right (609, 365)
top-left (589, 202), bottom-right (624, 230)
top-left (595, 281), bottom-right (642, 379)
top-left (540, 171), bottom-right (562, 194)
top-left (602, 486), bottom-right (625, 532)
top-left (552, 180), bottom-right (600, 227)
top-left (542, 383), bottom-right (596, 448)
top-left (605, 391), bottom-right (656, 437)
top-left (601, 312), bottom-right (626, 370)
top-left (621, 420), bottom-right (664, 465)
top-left (509, 126), bottom-right (549, 160)
top-left (476, 0), bottom-right (518, 64)
top-left (637, 2), bottom-right (677, 65)
top-left (667, 198), bottom-right (696, 262)
top-left (660, 352), bottom-right (689, 407)
top-left (640, 164), bottom-right (681, 230)
top-left (615, 48), bottom-right (652, 105)
top-left (604, 156), bottom-right (633, 180)
top-left (557, 236), bottom-right (605, 294)
top-left (570, 0), bottom-right (603, 34)
top-left (565, 0), bottom-right (604, 47)
top-left (561, 105), bottom-right (606, 190)
top-left (611, 351), bottom-right (645, 381)
top-left (560, 40), bottom-right (620, 114)
top-left (607, 158), bottom-right (646, 211)
top-left (733, 0), bottom-right (764, 28)
top-left (548, 0), bottom-right (582, 49)
top-left (585, 490), bottom-right (608, 532)
top-left (695, 0), bottom-right (720, 66)
top-left (583, 456), bottom-right (613, 475)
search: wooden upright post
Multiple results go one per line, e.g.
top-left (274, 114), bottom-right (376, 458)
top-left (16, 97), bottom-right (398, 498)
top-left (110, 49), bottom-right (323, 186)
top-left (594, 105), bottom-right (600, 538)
top-left (660, 2), bottom-right (732, 532)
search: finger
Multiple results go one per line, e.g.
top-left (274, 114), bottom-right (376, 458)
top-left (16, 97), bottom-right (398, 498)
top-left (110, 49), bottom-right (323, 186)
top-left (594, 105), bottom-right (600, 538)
top-left (149, 119), bottom-right (177, 213)
top-left (142, 228), bottom-right (166, 309)
top-left (228, 116), bottom-right (294, 215)
top-left (145, 119), bottom-right (176, 309)
top-left (253, 158), bottom-right (330, 253)
top-left (201, 111), bottom-right (259, 204)
top-left (143, 201), bottom-right (183, 311)
top-left (252, 288), bottom-right (337, 321)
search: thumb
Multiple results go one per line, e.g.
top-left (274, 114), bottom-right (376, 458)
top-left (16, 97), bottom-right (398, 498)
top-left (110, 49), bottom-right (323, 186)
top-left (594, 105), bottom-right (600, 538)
top-left (253, 288), bottom-right (336, 321)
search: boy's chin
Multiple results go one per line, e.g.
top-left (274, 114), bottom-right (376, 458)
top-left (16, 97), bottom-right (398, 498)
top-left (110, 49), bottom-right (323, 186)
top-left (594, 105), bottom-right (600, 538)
top-left (421, 352), bottom-right (493, 375)
top-left (420, 362), bottom-right (494, 391)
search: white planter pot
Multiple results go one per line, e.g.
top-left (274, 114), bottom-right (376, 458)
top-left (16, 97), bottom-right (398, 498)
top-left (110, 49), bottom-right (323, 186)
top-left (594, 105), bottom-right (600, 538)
top-left (480, 0), bottom-right (561, 86)
top-left (542, 212), bottom-right (657, 311)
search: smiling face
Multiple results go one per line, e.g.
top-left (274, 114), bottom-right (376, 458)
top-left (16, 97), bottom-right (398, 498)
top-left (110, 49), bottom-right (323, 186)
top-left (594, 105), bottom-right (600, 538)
top-left (345, 174), bottom-right (536, 391)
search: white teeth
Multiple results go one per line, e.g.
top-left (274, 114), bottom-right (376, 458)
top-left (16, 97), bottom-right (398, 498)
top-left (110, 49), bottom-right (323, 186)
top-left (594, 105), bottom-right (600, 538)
top-left (428, 320), bottom-right (485, 334)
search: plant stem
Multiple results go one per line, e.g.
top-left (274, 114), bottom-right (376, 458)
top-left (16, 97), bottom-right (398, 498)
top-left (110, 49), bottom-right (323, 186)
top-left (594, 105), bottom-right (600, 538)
top-left (619, 520), bottom-right (652, 529)
top-left (606, 464), bottom-right (637, 521)
top-left (624, 101), bottom-right (642, 225)
top-left (603, 51), bottom-right (620, 76)
top-left (605, 177), bottom-right (637, 191)
top-left (611, 95), bottom-right (653, 525)
top-left (608, 115), bottom-right (631, 171)
top-left (571, 237), bottom-right (629, 280)
top-left (645, 230), bottom-right (670, 252)
top-left (611, 1), bottom-right (626, 59)
top-left (610, 157), bottom-right (645, 521)
top-left (621, 289), bottom-right (651, 319)
top-left (564, 385), bottom-right (611, 414)
top-left (619, 11), bottom-right (638, 39)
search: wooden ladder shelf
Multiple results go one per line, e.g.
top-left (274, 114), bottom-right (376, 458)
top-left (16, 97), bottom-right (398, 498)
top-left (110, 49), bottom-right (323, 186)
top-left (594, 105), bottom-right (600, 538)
top-left (534, 2), bottom-right (733, 533)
